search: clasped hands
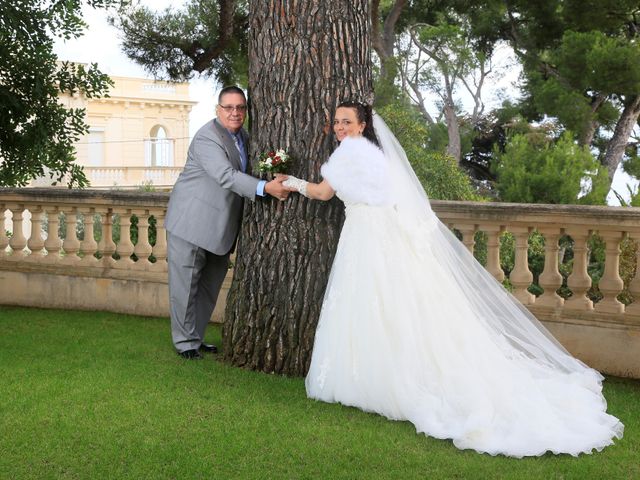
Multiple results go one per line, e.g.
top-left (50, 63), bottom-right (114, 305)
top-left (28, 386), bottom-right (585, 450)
top-left (264, 175), bottom-right (290, 201)
top-left (265, 174), bottom-right (308, 201)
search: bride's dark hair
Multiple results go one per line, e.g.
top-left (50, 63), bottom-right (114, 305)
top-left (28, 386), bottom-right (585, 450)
top-left (337, 100), bottom-right (380, 148)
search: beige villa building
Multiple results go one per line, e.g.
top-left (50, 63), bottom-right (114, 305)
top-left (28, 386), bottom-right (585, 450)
top-left (15, 74), bottom-right (197, 241)
top-left (35, 74), bottom-right (197, 189)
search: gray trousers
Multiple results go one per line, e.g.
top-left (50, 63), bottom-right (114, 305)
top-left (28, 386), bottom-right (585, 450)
top-left (167, 232), bottom-right (230, 352)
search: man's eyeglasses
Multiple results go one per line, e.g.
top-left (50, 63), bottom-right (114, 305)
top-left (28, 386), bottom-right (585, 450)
top-left (218, 105), bottom-right (247, 113)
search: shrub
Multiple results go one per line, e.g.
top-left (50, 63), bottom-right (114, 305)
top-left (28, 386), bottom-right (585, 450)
top-left (492, 132), bottom-right (607, 205)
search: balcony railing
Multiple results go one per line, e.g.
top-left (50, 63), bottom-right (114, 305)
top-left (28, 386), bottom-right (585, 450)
top-left (29, 167), bottom-right (183, 190)
top-left (84, 166), bottom-right (183, 188)
top-left (1, 189), bottom-right (639, 377)
top-left (431, 200), bottom-right (640, 320)
top-left (1, 188), bottom-right (172, 318)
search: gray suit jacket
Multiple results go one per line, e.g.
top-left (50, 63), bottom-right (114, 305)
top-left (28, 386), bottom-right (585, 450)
top-left (165, 118), bottom-right (260, 254)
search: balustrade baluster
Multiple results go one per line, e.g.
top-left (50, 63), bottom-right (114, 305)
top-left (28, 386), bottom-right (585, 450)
top-left (98, 208), bottom-right (116, 266)
top-left (62, 208), bottom-right (81, 263)
top-left (43, 207), bottom-right (62, 263)
top-left (595, 231), bottom-right (625, 314)
top-left (27, 207), bottom-right (45, 260)
top-left (151, 210), bottom-right (168, 271)
top-left (114, 209), bottom-right (135, 267)
top-left (509, 226), bottom-right (535, 304)
top-left (481, 225), bottom-right (505, 282)
top-left (625, 235), bottom-right (640, 316)
top-left (79, 207), bottom-right (99, 265)
top-left (8, 205), bottom-right (27, 260)
top-left (454, 223), bottom-right (477, 254)
top-left (536, 228), bottom-right (564, 308)
top-left (133, 209), bottom-right (152, 268)
top-left (564, 229), bottom-right (594, 311)
top-left (0, 205), bottom-right (8, 258)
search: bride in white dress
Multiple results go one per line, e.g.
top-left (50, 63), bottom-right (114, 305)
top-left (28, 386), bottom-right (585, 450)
top-left (282, 101), bottom-right (623, 457)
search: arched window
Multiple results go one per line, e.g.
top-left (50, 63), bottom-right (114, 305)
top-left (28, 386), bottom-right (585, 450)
top-left (145, 125), bottom-right (174, 167)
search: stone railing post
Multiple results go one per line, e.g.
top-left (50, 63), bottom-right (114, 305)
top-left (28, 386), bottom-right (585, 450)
top-left (454, 223), bottom-right (476, 254)
top-left (43, 207), bottom-right (62, 263)
top-left (625, 235), bottom-right (640, 316)
top-left (114, 209), bottom-right (135, 267)
top-left (79, 208), bottom-right (99, 265)
top-left (98, 208), bottom-right (116, 266)
top-left (151, 210), bottom-right (167, 271)
top-left (26, 207), bottom-right (46, 260)
top-left (595, 231), bottom-right (625, 314)
top-left (509, 226), bottom-right (535, 304)
top-left (62, 207), bottom-right (81, 263)
top-left (563, 229), bottom-right (594, 311)
top-left (536, 228), bottom-right (564, 308)
top-left (0, 206), bottom-right (8, 258)
top-left (8, 205), bottom-right (27, 260)
top-left (132, 209), bottom-right (153, 268)
top-left (482, 225), bottom-right (505, 282)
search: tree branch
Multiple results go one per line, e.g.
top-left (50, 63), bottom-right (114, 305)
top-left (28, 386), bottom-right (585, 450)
top-left (383, 0), bottom-right (407, 55)
top-left (370, 0), bottom-right (385, 59)
top-left (399, 45), bottom-right (435, 123)
top-left (409, 24), bottom-right (445, 65)
top-left (189, 0), bottom-right (236, 72)
top-left (460, 59), bottom-right (490, 123)
top-left (371, 0), bottom-right (407, 61)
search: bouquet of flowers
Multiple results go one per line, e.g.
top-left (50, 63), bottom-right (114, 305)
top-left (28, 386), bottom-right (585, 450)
top-left (256, 149), bottom-right (290, 174)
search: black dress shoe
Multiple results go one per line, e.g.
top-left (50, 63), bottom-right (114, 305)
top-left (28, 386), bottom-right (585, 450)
top-left (178, 349), bottom-right (203, 360)
top-left (199, 343), bottom-right (218, 354)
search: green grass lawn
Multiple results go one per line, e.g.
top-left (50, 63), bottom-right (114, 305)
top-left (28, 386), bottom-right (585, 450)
top-left (0, 306), bottom-right (638, 480)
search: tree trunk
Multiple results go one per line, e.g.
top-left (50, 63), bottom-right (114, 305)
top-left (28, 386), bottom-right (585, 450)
top-left (603, 95), bottom-right (640, 181)
top-left (223, 1), bottom-right (373, 376)
top-left (443, 76), bottom-right (461, 162)
top-left (370, 0), bottom-right (407, 106)
top-left (444, 100), bottom-right (461, 162)
top-left (578, 94), bottom-right (606, 147)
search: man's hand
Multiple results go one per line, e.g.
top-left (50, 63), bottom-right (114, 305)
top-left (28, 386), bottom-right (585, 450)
top-left (264, 175), bottom-right (290, 201)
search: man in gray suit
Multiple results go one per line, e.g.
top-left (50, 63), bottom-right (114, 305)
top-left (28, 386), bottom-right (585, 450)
top-left (165, 86), bottom-right (289, 359)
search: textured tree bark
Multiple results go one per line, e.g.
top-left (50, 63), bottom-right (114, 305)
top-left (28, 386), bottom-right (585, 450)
top-left (223, 1), bottom-right (373, 376)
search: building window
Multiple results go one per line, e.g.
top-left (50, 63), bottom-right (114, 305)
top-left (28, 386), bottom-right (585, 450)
top-left (88, 128), bottom-right (105, 167)
top-left (145, 125), bottom-right (174, 167)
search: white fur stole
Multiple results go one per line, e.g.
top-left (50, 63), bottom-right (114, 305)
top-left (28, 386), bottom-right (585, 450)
top-left (320, 136), bottom-right (389, 206)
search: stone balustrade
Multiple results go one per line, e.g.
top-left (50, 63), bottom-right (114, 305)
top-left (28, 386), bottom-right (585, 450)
top-left (0, 188), bottom-right (176, 318)
top-left (31, 167), bottom-right (184, 189)
top-left (431, 200), bottom-right (640, 378)
top-left (85, 166), bottom-right (183, 189)
top-left (430, 200), bottom-right (640, 317)
top-left (1, 189), bottom-right (639, 377)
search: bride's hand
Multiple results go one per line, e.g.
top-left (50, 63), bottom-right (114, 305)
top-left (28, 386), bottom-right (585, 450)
top-left (282, 175), bottom-right (310, 197)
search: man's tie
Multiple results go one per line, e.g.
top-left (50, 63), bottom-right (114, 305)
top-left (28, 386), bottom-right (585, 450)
top-left (233, 133), bottom-right (248, 172)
